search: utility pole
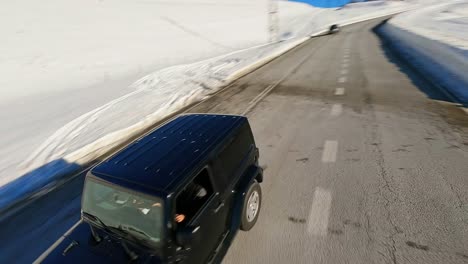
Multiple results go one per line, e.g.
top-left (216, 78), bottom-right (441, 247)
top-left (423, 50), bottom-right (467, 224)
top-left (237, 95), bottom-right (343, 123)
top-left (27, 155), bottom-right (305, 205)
top-left (268, 0), bottom-right (279, 43)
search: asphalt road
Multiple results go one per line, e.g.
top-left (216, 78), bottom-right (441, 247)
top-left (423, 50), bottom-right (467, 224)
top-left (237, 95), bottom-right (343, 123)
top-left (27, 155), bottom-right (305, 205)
top-left (188, 18), bottom-right (468, 263)
top-left (2, 17), bottom-right (468, 264)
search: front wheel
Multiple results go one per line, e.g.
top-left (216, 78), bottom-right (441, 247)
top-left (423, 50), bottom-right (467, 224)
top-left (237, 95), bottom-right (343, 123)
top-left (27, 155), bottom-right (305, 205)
top-left (240, 181), bottom-right (262, 231)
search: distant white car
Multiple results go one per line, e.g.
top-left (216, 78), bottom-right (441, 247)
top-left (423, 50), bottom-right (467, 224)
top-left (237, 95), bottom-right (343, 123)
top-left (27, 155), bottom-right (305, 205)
top-left (329, 24), bottom-right (340, 34)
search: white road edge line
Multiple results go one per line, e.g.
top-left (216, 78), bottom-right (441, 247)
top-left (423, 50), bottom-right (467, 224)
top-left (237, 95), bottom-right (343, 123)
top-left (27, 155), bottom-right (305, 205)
top-left (307, 187), bottom-right (333, 236)
top-left (322, 140), bottom-right (338, 163)
top-left (241, 36), bottom-right (326, 115)
top-left (331, 104), bottom-right (343, 117)
top-left (242, 84), bottom-right (276, 115)
top-left (335, 87), bottom-right (345, 95)
top-left (33, 219), bottom-right (83, 264)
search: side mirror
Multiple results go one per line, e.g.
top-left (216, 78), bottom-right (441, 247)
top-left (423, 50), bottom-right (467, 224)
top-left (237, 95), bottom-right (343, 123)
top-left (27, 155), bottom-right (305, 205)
top-left (176, 226), bottom-right (201, 247)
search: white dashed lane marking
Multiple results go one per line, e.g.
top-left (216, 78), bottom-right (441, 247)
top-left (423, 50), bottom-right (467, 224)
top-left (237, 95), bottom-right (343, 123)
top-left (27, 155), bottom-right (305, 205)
top-left (338, 76), bottom-right (347, 83)
top-left (331, 104), bottom-right (343, 116)
top-left (335, 87), bottom-right (345, 95)
top-left (307, 187), bottom-right (333, 236)
top-left (321, 140), bottom-right (338, 163)
top-left (341, 69), bottom-right (348, 75)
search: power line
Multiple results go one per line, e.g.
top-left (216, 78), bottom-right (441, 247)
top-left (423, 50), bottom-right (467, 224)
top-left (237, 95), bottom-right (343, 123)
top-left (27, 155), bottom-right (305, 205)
top-left (268, 0), bottom-right (279, 42)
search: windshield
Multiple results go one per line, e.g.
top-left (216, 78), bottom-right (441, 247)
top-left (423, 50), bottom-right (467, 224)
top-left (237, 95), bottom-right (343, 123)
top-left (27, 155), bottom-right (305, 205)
top-left (82, 177), bottom-right (164, 245)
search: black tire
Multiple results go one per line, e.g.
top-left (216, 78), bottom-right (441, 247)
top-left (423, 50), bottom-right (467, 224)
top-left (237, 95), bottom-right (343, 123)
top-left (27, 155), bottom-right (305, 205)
top-left (240, 180), bottom-right (262, 231)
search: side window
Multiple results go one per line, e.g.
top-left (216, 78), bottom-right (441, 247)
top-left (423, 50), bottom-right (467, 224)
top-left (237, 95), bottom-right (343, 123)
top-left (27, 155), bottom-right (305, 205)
top-left (176, 168), bottom-right (214, 223)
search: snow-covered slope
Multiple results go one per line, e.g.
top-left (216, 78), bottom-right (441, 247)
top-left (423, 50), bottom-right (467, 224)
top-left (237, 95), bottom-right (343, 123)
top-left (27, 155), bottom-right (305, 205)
top-left (0, 0), bottom-right (269, 102)
top-left (390, 1), bottom-right (468, 50)
top-left (0, 0), bottom-right (415, 210)
top-left (378, 1), bottom-right (468, 106)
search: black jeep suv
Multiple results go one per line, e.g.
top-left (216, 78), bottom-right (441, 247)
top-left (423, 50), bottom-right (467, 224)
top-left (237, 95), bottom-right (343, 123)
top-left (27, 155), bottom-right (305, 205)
top-left (41, 114), bottom-right (263, 264)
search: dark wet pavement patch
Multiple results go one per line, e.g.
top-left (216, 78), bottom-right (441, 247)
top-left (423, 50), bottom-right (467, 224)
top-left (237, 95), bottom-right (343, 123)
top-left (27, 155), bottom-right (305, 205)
top-left (288, 216), bottom-right (306, 224)
top-left (328, 228), bottom-right (343, 235)
top-left (406, 241), bottom-right (429, 251)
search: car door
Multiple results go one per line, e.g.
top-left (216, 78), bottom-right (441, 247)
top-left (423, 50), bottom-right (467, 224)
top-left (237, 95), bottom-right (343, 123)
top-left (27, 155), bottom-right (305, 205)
top-left (176, 167), bottom-right (229, 263)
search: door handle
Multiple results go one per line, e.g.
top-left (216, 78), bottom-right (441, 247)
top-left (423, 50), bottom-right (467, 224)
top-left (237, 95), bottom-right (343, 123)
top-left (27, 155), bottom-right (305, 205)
top-left (213, 202), bottom-right (225, 213)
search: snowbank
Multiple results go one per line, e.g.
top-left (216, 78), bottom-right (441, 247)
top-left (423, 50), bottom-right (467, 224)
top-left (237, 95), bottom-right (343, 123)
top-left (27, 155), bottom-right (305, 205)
top-left (0, 0), bottom-right (415, 211)
top-left (378, 1), bottom-right (468, 106)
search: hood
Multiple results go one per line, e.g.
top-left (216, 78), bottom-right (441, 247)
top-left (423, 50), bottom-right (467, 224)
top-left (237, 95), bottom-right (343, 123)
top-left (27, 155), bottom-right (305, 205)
top-left (41, 223), bottom-right (163, 264)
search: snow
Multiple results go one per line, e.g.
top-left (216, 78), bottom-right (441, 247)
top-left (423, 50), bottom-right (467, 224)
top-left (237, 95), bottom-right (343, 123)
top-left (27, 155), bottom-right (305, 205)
top-left (389, 1), bottom-right (468, 50)
top-left (0, 0), bottom-right (268, 102)
top-left (0, 0), bottom-right (416, 210)
top-left (378, 1), bottom-right (468, 106)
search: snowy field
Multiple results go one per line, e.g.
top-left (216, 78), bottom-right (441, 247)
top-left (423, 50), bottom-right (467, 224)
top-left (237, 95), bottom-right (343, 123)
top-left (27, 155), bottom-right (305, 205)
top-left (389, 1), bottom-right (468, 51)
top-left (379, 1), bottom-right (468, 106)
top-left (0, 0), bottom-right (416, 210)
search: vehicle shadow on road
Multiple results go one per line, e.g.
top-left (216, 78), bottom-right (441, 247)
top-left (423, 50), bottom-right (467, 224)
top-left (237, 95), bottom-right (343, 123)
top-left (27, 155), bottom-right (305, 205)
top-left (0, 159), bottom-right (85, 264)
top-left (0, 159), bottom-right (84, 216)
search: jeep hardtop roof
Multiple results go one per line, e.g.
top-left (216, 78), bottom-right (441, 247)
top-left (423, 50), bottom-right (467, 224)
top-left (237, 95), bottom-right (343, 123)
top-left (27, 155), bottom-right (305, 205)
top-left (90, 114), bottom-right (247, 195)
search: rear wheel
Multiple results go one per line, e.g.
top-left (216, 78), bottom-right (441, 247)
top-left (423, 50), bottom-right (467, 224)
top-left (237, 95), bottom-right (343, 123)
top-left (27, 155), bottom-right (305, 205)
top-left (240, 181), bottom-right (262, 231)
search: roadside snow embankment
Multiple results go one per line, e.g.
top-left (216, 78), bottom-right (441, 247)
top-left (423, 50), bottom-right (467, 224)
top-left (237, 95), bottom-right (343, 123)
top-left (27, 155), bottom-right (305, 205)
top-left (0, 0), bottom-right (415, 211)
top-left (378, 1), bottom-right (468, 106)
